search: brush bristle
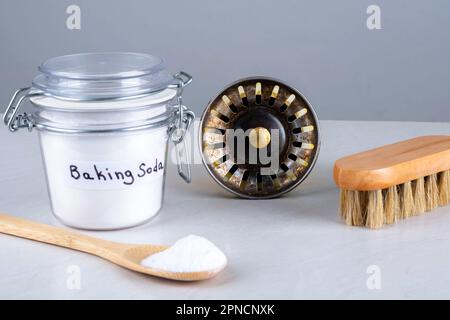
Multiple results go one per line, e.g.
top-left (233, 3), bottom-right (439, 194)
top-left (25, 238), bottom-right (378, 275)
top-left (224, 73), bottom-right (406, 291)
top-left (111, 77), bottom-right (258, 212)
top-left (339, 170), bottom-right (450, 229)
top-left (384, 186), bottom-right (399, 224)
top-left (400, 181), bottom-right (414, 219)
top-left (438, 170), bottom-right (450, 206)
top-left (365, 190), bottom-right (384, 229)
top-left (425, 174), bottom-right (439, 211)
top-left (413, 177), bottom-right (426, 214)
top-left (340, 190), bottom-right (364, 226)
top-left (340, 189), bottom-right (351, 225)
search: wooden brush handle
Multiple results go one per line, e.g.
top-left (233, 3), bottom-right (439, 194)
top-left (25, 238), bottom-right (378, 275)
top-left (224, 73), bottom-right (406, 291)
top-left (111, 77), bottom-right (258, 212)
top-left (334, 135), bottom-right (450, 191)
top-left (0, 213), bottom-right (124, 254)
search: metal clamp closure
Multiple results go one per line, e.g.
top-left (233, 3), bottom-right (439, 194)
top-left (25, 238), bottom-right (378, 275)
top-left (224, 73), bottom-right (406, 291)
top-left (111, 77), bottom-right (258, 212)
top-left (3, 87), bottom-right (41, 132)
top-left (169, 72), bottom-right (195, 183)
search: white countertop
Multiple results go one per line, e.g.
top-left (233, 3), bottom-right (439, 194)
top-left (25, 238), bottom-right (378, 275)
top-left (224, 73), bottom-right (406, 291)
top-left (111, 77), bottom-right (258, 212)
top-left (1, 120), bottom-right (450, 299)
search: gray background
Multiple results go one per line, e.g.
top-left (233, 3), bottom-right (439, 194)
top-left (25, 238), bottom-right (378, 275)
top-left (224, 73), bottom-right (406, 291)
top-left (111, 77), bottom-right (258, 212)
top-left (1, 0), bottom-right (449, 121)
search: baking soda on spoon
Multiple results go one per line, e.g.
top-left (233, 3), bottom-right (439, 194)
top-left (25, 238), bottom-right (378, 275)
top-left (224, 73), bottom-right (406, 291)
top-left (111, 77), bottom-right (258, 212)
top-left (141, 235), bottom-right (227, 273)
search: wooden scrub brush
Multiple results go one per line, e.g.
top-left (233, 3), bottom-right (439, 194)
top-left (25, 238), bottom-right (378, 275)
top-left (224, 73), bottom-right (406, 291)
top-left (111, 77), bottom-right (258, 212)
top-left (333, 136), bottom-right (450, 229)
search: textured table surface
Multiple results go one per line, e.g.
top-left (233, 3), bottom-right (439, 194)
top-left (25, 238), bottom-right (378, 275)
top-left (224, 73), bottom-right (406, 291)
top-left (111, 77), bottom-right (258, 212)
top-left (1, 120), bottom-right (450, 299)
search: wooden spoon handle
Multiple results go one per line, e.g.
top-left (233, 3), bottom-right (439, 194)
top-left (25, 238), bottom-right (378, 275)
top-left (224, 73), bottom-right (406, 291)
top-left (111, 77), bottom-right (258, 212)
top-left (0, 213), bottom-right (124, 255)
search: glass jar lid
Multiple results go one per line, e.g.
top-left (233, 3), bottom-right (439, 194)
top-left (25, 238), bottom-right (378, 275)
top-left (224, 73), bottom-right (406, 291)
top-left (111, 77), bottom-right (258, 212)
top-left (32, 52), bottom-right (176, 101)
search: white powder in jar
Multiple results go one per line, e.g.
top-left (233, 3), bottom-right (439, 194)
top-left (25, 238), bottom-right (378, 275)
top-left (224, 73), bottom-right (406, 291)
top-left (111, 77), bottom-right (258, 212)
top-left (141, 235), bottom-right (227, 273)
top-left (40, 127), bottom-right (168, 230)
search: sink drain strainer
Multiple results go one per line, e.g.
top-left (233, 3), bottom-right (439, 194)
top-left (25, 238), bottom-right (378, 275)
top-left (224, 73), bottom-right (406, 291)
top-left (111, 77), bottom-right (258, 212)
top-left (200, 77), bottom-right (320, 199)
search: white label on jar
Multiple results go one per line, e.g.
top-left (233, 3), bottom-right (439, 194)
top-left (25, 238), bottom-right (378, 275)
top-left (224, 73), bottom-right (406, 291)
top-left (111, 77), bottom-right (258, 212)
top-left (65, 158), bottom-right (165, 190)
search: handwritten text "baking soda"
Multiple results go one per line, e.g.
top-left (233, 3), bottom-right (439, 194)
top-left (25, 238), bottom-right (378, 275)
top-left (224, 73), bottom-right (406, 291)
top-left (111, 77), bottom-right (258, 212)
top-left (69, 159), bottom-right (164, 186)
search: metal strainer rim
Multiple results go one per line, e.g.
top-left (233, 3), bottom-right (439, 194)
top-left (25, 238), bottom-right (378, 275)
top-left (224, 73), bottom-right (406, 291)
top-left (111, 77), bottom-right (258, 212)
top-left (199, 76), bottom-right (321, 199)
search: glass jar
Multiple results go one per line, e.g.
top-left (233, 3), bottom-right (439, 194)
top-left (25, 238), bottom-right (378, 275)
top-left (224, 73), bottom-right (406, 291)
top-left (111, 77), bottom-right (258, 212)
top-left (3, 52), bottom-right (194, 230)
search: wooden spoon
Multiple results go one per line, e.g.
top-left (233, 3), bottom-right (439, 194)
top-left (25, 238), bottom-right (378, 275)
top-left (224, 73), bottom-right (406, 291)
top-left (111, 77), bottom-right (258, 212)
top-left (0, 213), bottom-right (223, 281)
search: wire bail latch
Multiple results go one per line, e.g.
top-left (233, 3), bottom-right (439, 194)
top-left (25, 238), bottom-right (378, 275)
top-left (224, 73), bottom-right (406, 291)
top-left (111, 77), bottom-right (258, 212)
top-left (169, 72), bottom-right (195, 183)
top-left (3, 87), bottom-right (42, 132)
